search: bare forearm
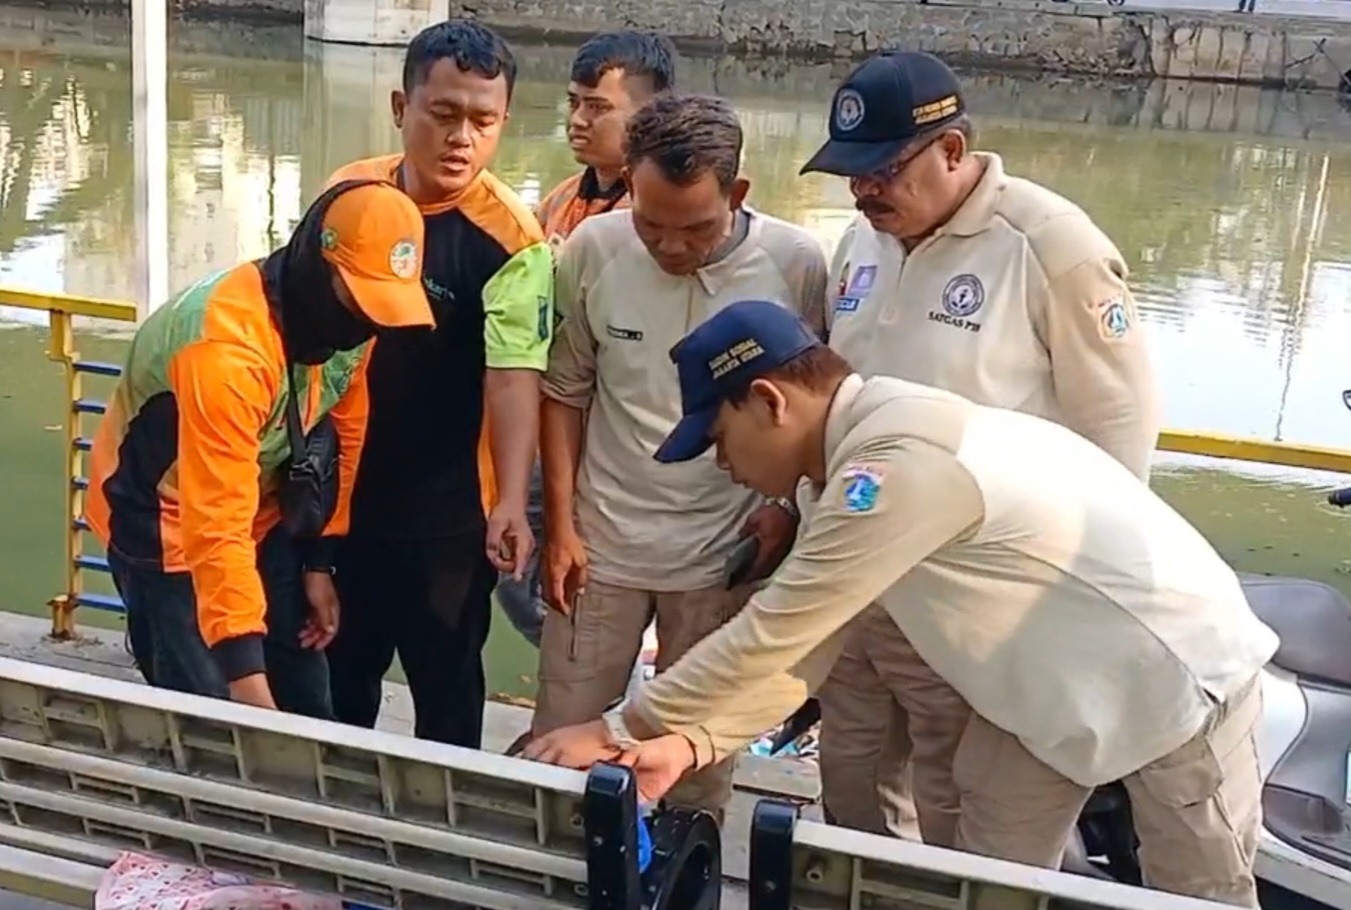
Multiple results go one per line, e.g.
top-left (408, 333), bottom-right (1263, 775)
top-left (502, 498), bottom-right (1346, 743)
top-left (486, 368), bottom-right (540, 508)
top-left (541, 397), bottom-right (585, 534)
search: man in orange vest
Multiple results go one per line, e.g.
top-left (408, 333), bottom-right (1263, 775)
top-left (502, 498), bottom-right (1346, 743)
top-left (86, 180), bottom-right (433, 714)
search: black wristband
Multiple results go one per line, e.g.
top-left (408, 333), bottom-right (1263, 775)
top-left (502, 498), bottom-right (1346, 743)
top-left (211, 633), bottom-right (266, 682)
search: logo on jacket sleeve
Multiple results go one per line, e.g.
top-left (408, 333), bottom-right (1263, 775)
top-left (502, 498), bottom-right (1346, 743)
top-left (841, 464), bottom-right (885, 513)
top-left (1098, 297), bottom-right (1131, 340)
top-left (835, 263), bottom-right (877, 316)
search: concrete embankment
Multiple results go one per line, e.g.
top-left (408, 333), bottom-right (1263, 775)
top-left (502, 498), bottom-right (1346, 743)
top-left (14, 0), bottom-right (1351, 90)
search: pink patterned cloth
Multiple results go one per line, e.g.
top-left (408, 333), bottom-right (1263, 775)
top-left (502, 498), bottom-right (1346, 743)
top-left (94, 852), bottom-right (343, 910)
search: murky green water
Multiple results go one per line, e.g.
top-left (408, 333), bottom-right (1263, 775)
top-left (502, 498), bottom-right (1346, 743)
top-left (2, 10), bottom-right (1351, 698)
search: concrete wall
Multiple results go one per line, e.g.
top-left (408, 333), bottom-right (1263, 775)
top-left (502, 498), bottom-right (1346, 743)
top-left (4, 4), bottom-right (1350, 138)
top-left (9, 0), bottom-right (1351, 88)
top-left (307, 0), bottom-right (1351, 90)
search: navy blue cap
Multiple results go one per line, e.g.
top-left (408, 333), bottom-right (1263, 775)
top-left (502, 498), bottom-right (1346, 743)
top-left (655, 300), bottom-right (823, 464)
top-left (800, 51), bottom-right (965, 178)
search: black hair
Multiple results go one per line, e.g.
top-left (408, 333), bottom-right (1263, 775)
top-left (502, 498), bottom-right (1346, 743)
top-left (402, 19), bottom-right (517, 101)
top-left (625, 93), bottom-right (743, 192)
top-left (570, 30), bottom-right (676, 94)
top-left (726, 347), bottom-right (853, 406)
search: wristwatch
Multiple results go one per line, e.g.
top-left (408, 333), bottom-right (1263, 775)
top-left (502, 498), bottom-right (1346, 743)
top-left (602, 708), bottom-right (641, 749)
top-left (770, 496), bottom-right (799, 519)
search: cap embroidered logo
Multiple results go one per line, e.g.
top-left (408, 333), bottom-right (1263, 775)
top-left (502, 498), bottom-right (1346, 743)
top-left (834, 89), bottom-right (866, 132)
top-left (389, 239), bottom-right (419, 279)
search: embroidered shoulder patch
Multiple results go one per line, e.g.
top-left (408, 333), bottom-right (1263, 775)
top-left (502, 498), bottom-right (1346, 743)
top-left (841, 464), bottom-right (885, 513)
top-left (1097, 297), bottom-right (1131, 340)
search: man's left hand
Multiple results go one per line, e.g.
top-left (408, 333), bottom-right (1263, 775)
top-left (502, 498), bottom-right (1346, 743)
top-left (523, 724), bottom-right (700, 804)
top-left (740, 501), bottom-right (797, 582)
top-left (488, 501), bottom-right (536, 579)
top-left (522, 719), bottom-right (622, 768)
top-left (300, 571), bottom-right (340, 650)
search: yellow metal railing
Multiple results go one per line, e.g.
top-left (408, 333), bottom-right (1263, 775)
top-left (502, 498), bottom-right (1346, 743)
top-left (0, 288), bottom-right (138, 638)
top-left (2, 285), bottom-right (1351, 640)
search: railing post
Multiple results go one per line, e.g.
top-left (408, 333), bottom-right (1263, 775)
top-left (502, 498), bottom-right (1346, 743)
top-left (44, 310), bottom-right (81, 640)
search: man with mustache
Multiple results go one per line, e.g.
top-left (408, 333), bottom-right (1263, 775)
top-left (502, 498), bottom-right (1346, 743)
top-left (533, 93), bottom-right (828, 812)
top-left (85, 180), bottom-right (434, 714)
top-left (497, 30), bottom-right (677, 652)
top-left (322, 20), bottom-right (551, 749)
top-left (799, 51), bottom-right (1161, 849)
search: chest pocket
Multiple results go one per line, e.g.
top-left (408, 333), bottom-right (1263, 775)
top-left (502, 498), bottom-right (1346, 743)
top-left (593, 308), bottom-right (667, 402)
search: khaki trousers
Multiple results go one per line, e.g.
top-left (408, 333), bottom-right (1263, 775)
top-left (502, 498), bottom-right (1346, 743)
top-left (954, 675), bottom-right (1264, 907)
top-left (532, 579), bottom-right (751, 811)
top-left (817, 604), bottom-right (969, 847)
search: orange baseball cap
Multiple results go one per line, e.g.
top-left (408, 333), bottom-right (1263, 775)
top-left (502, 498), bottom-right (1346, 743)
top-left (319, 182), bottom-right (434, 328)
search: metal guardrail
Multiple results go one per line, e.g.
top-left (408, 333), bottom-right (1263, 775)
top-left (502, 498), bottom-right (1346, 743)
top-left (0, 288), bottom-right (138, 638)
top-left (3, 285), bottom-right (1351, 640)
top-left (0, 655), bottom-right (724, 910)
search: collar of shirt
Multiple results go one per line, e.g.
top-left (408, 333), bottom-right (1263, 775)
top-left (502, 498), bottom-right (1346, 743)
top-left (864, 152), bottom-right (1005, 257)
top-left (693, 207), bottom-right (757, 295)
top-left (577, 166), bottom-right (629, 204)
top-left (812, 372), bottom-right (868, 494)
top-left (941, 151), bottom-right (1007, 239)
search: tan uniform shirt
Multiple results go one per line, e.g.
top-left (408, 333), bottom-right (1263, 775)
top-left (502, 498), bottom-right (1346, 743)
top-left (628, 376), bottom-right (1278, 786)
top-left (544, 208), bottom-right (828, 590)
top-left (826, 153), bottom-right (1160, 478)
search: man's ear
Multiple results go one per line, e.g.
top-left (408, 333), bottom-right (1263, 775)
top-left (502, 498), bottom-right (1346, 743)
top-left (940, 130), bottom-right (967, 170)
top-left (729, 176), bottom-right (751, 210)
top-left (749, 378), bottom-right (789, 426)
top-left (391, 89), bottom-right (407, 129)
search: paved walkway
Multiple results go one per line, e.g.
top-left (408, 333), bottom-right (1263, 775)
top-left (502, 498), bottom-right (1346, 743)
top-left (1119, 0), bottom-right (1351, 20)
top-left (0, 894), bottom-right (70, 909)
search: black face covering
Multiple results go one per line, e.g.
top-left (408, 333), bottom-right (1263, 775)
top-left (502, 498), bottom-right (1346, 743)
top-left (259, 180), bottom-right (382, 365)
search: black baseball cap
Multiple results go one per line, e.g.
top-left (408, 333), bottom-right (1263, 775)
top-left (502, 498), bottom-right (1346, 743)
top-left (656, 300), bottom-right (824, 464)
top-left (800, 51), bottom-right (966, 178)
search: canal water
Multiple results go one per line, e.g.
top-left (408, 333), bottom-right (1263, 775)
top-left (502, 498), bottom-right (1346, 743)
top-left (2, 9), bottom-right (1351, 700)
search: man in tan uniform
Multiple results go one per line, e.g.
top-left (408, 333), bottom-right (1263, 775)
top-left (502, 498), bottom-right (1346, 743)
top-left (526, 300), bottom-right (1277, 907)
top-left (797, 51), bottom-right (1162, 846)
top-left (497, 31), bottom-right (678, 653)
top-left (535, 93), bottom-right (828, 811)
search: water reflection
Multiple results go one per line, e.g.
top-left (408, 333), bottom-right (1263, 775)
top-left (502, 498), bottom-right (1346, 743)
top-left (2, 17), bottom-right (1351, 449)
top-left (2, 13), bottom-right (1351, 691)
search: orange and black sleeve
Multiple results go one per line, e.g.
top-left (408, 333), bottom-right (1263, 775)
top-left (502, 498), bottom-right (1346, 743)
top-left (166, 338), bottom-right (277, 681)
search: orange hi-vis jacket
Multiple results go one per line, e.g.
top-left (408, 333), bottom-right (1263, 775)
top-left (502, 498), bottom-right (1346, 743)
top-left (85, 265), bottom-right (372, 652)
